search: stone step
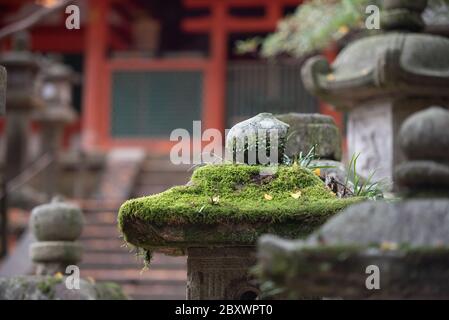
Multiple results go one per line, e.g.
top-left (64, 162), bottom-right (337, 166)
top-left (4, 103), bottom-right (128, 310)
top-left (81, 268), bottom-right (187, 282)
top-left (79, 239), bottom-right (127, 252)
top-left (82, 253), bottom-right (186, 269)
top-left (82, 225), bottom-right (121, 240)
top-left (136, 171), bottom-right (191, 186)
top-left (83, 211), bottom-right (118, 225)
top-left (122, 284), bottom-right (186, 300)
top-left (142, 159), bottom-right (191, 173)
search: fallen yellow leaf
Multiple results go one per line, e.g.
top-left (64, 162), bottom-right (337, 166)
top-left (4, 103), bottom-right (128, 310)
top-left (264, 194), bottom-right (273, 201)
top-left (212, 195), bottom-right (220, 204)
top-left (313, 168), bottom-right (321, 176)
top-left (291, 191), bottom-right (302, 199)
top-left (380, 241), bottom-right (398, 251)
top-left (87, 276), bottom-right (96, 284)
top-left (54, 272), bottom-right (63, 280)
top-left (338, 25), bottom-right (349, 35)
top-left (326, 74), bottom-right (336, 81)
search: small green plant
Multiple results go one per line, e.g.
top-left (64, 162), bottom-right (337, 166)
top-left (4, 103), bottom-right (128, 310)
top-left (345, 153), bottom-right (384, 199)
top-left (284, 145), bottom-right (335, 170)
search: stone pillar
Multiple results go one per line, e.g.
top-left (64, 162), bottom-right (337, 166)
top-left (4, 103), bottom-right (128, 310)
top-left (301, 0), bottom-right (449, 183)
top-left (35, 60), bottom-right (77, 198)
top-left (0, 34), bottom-right (44, 182)
top-left (29, 198), bottom-right (84, 275)
top-left (187, 247), bottom-right (259, 300)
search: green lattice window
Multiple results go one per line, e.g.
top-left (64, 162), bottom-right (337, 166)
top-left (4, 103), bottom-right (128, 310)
top-left (111, 71), bottom-right (203, 138)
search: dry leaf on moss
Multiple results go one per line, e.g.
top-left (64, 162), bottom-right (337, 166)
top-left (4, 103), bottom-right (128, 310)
top-left (291, 190), bottom-right (302, 199)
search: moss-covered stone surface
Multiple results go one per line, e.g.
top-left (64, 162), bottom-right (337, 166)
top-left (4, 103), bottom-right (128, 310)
top-left (0, 276), bottom-right (128, 300)
top-left (119, 164), bottom-right (363, 250)
top-left (256, 242), bottom-right (449, 299)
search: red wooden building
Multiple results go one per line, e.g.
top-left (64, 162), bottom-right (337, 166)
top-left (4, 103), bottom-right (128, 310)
top-left (0, 0), bottom-right (340, 153)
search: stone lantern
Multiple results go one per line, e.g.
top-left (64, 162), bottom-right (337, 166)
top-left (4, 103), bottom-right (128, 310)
top-left (34, 59), bottom-right (77, 198)
top-left (118, 113), bottom-right (360, 300)
top-left (257, 106), bottom-right (449, 299)
top-left (0, 32), bottom-right (44, 183)
top-left (301, 0), bottom-right (449, 183)
top-left (30, 198), bottom-right (84, 275)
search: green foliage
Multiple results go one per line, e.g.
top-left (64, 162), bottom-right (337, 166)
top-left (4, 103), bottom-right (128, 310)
top-left (284, 145), bottom-right (335, 170)
top-left (345, 153), bottom-right (384, 199)
top-left (236, 0), bottom-right (449, 58)
top-left (118, 164), bottom-right (363, 228)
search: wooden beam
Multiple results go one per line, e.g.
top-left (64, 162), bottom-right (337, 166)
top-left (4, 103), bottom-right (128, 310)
top-left (31, 26), bottom-right (84, 53)
top-left (183, 0), bottom-right (300, 8)
top-left (107, 58), bottom-right (210, 71)
top-left (182, 17), bottom-right (278, 33)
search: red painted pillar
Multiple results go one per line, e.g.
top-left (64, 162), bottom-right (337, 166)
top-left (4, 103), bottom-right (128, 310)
top-left (320, 42), bottom-right (345, 153)
top-left (203, 0), bottom-right (227, 134)
top-left (320, 43), bottom-right (343, 130)
top-left (82, 0), bottom-right (109, 151)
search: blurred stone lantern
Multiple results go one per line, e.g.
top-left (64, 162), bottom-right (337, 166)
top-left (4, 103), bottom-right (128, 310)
top-left (301, 0), bottom-right (449, 184)
top-left (0, 32), bottom-right (45, 183)
top-left (34, 59), bottom-right (77, 198)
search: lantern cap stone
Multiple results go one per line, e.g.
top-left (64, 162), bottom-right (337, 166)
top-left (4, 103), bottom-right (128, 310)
top-left (275, 113), bottom-right (342, 161)
top-left (382, 0), bottom-right (428, 31)
top-left (30, 197), bottom-right (84, 242)
top-left (226, 113), bottom-right (289, 164)
top-left (395, 106), bottom-right (449, 193)
top-left (118, 164), bottom-right (362, 255)
top-left (301, 0), bottom-right (449, 110)
top-left (30, 198), bottom-right (85, 275)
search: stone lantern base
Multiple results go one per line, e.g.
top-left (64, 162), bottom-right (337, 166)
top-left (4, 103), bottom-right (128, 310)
top-left (187, 247), bottom-right (258, 300)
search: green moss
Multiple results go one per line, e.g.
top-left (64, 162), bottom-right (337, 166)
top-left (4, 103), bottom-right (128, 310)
top-left (36, 277), bottom-right (63, 299)
top-left (95, 282), bottom-right (128, 300)
top-left (118, 164), bottom-right (363, 248)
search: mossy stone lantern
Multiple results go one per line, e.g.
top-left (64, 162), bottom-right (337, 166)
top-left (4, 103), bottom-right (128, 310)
top-left (118, 113), bottom-right (361, 300)
top-left (34, 59), bottom-right (77, 198)
top-left (0, 33), bottom-right (44, 182)
top-left (30, 198), bottom-right (84, 275)
top-left (258, 106), bottom-right (449, 299)
top-left (301, 0), bottom-right (449, 184)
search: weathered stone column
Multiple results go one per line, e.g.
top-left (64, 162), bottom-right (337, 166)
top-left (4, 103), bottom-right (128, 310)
top-left (30, 198), bottom-right (84, 275)
top-left (0, 34), bottom-right (44, 183)
top-left (187, 247), bottom-right (258, 300)
top-left (34, 60), bottom-right (77, 198)
top-left (258, 106), bottom-right (449, 299)
top-left (301, 0), bottom-right (449, 182)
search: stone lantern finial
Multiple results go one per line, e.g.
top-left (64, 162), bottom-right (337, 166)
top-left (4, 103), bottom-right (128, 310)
top-left (395, 106), bottom-right (449, 195)
top-left (30, 198), bottom-right (84, 275)
top-left (382, 0), bottom-right (428, 32)
top-left (226, 113), bottom-right (289, 165)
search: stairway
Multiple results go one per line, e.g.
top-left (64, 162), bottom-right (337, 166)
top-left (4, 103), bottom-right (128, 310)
top-left (78, 151), bottom-right (192, 300)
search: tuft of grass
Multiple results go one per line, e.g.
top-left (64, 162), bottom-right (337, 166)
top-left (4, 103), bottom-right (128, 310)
top-left (345, 153), bottom-right (384, 199)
